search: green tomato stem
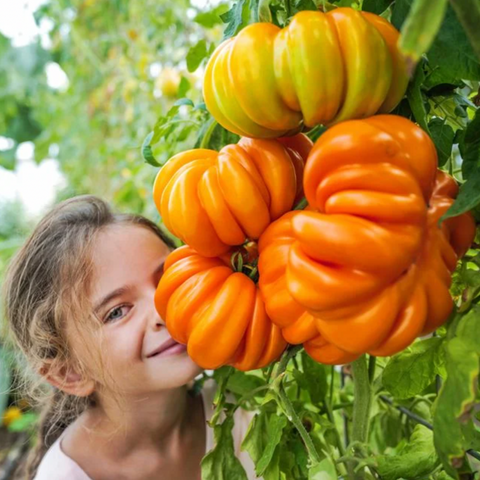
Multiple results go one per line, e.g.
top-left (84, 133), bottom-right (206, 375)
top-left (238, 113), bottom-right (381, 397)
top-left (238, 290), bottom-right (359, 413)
top-left (350, 355), bottom-right (373, 479)
top-left (277, 383), bottom-right (322, 467)
top-left (270, 346), bottom-right (322, 466)
top-left (199, 118), bottom-right (218, 149)
top-left (368, 356), bottom-right (376, 383)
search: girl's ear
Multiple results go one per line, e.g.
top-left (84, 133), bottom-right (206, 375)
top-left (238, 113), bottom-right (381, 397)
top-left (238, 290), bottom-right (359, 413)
top-left (40, 362), bottom-right (95, 397)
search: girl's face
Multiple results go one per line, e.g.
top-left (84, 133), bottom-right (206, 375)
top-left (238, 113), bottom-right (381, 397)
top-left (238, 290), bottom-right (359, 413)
top-left (82, 224), bottom-right (202, 396)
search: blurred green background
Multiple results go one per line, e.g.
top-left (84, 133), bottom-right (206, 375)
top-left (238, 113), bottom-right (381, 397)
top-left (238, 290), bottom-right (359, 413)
top-left (0, 0), bottom-right (226, 473)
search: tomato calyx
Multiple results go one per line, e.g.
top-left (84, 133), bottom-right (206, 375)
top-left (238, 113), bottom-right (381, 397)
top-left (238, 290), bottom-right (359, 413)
top-left (230, 241), bottom-right (260, 283)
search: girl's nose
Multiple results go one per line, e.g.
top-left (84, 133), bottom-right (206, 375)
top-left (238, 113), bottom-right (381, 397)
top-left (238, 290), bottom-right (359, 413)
top-left (151, 304), bottom-right (166, 331)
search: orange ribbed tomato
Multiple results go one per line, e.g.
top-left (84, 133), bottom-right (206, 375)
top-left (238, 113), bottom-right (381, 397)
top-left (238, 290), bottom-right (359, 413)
top-left (152, 134), bottom-right (311, 257)
top-left (258, 115), bottom-right (475, 363)
top-left (155, 245), bottom-right (287, 371)
top-left (258, 211), bottom-right (360, 365)
top-left (203, 8), bottom-right (408, 138)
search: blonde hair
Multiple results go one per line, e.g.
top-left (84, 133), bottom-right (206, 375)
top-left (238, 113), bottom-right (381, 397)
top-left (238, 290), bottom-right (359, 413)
top-left (2, 195), bottom-right (175, 479)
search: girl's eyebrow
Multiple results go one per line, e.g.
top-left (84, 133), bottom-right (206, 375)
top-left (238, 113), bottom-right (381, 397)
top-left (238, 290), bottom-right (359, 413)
top-left (94, 261), bottom-right (166, 315)
top-left (94, 286), bottom-right (131, 315)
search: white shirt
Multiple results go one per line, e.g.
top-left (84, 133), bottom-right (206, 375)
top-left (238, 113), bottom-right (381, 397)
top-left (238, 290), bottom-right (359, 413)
top-left (34, 381), bottom-right (258, 479)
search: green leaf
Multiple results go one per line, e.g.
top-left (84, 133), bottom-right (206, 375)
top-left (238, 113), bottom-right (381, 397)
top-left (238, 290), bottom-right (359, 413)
top-left (242, 411), bottom-right (287, 476)
top-left (433, 307), bottom-right (480, 477)
top-left (300, 351), bottom-right (329, 404)
top-left (428, 5), bottom-right (480, 82)
top-left (141, 131), bottom-right (160, 167)
top-left (428, 118), bottom-right (455, 167)
top-left (398, 0), bottom-right (448, 75)
top-left (309, 456), bottom-right (338, 479)
top-left (210, 367), bottom-right (234, 427)
top-left (391, 0), bottom-right (413, 30)
top-left (407, 60), bottom-right (429, 133)
top-left (373, 425), bottom-right (440, 480)
top-left (206, 122), bottom-right (240, 151)
top-left (201, 415), bottom-right (248, 480)
top-left (258, 0), bottom-right (272, 23)
top-left (440, 169), bottom-right (480, 222)
top-left (362, 0), bottom-right (393, 14)
top-left (186, 39), bottom-right (208, 73)
top-left (173, 98), bottom-right (194, 108)
top-left (393, 2), bottom-right (480, 82)
top-left (220, 0), bottom-right (249, 40)
top-left (177, 76), bottom-right (191, 98)
top-left (256, 415), bottom-right (287, 475)
top-left (382, 337), bottom-right (445, 399)
top-left (448, 0), bottom-right (480, 63)
top-left (292, 0), bottom-right (318, 14)
top-left (459, 109), bottom-right (480, 179)
top-left (0, 147), bottom-right (16, 170)
top-left (226, 371), bottom-right (265, 397)
top-left (194, 5), bottom-right (230, 28)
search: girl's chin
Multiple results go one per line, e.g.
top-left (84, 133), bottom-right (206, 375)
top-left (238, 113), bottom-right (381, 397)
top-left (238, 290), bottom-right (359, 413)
top-left (159, 357), bottom-right (204, 385)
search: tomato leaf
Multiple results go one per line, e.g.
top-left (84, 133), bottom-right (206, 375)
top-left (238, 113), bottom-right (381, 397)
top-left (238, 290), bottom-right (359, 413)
top-left (393, 2), bottom-right (480, 82)
top-left (177, 76), bottom-right (191, 97)
top-left (398, 0), bottom-right (448, 75)
top-left (440, 169), bottom-right (480, 221)
top-left (406, 60), bottom-right (430, 133)
top-left (201, 415), bottom-right (248, 480)
top-left (194, 5), bottom-right (230, 28)
top-left (220, 0), bottom-right (249, 40)
top-left (226, 371), bottom-right (265, 397)
top-left (309, 456), bottom-right (338, 479)
top-left (300, 351), bottom-right (329, 404)
top-left (186, 39), bottom-right (208, 73)
top-left (291, 0), bottom-right (318, 15)
top-left (141, 131), bottom-right (160, 167)
top-left (428, 5), bottom-right (480, 82)
top-left (382, 337), bottom-right (445, 399)
top-left (207, 123), bottom-right (240, 151)
top-left (459, 109), bottom-right (480, 179)
top-left (370, 425), bottom-right (440, 480)
top-left (362, 0), bottom-right (393, 15)
top-left (242, 411), bottom-right (287, 477)
top-left (428, 118), bottom-right (455, 167)
top-left (433, 307), bottom-right (480, 477)
top-left (391, 0), bottom-right (413, 30)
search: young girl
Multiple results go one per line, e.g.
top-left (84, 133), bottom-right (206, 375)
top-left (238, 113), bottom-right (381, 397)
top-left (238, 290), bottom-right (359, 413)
top-left (3, 195), bottom-right (257, 480)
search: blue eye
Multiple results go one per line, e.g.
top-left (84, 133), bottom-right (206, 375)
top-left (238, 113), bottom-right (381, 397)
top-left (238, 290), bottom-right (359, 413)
top-left (105, 305), bottom-right (131, 323)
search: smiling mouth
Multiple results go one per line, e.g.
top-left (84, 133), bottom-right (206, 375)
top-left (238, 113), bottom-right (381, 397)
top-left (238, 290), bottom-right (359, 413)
top-left (146, 339), bottom-right (187, 359)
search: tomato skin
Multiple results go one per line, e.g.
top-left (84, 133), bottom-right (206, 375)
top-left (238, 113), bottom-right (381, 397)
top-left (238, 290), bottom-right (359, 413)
top-left (155, 245), bottom-right (287, 371)
top-left (153, 134), bottom-right (311, 257)
top-left (203, 8), bottom-right (408, 138)
top-left (258, 116), bottom-right (475, 363)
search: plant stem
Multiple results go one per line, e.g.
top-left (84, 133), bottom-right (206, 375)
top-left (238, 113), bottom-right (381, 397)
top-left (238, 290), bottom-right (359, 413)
top-left (368, 355), bottom-right (376, 383)
top-left (325, 401), bottom-right (347, 458)
top-left (277, 383), bottom-right (322, 466)
top-left (272, 345), bottom-right (302, 380)
top-left (350, 356), bottom-right (373, 479)
top-left (199, 117), bottom-right (217, 149)
top-left (449, 0), bottom-right (480, 61)
top-left (271, 346), bottom-right (321, 466)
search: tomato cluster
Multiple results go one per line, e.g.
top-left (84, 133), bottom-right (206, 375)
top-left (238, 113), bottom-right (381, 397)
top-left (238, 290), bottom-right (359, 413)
top-left (152, 8), bottom-right (475, 370)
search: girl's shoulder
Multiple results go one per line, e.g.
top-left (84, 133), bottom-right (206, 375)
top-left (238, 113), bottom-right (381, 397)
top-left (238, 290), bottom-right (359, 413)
top-left (201, 378), bottom-right (259, 479)
top-left (33, 431), bottom-right (91, 480)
